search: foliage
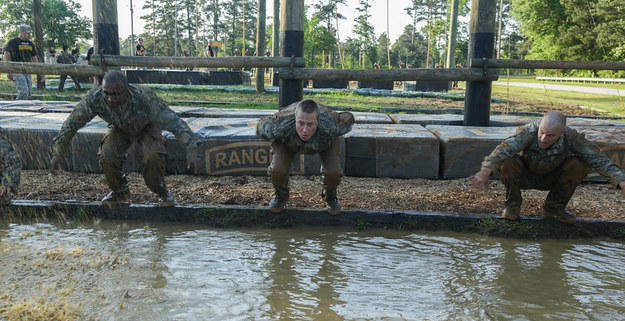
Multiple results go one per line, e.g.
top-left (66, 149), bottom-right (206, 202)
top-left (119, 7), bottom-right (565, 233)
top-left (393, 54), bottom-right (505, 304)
top-left (304, 16), bottom-right (337, 67)
top-left (0, 0), bottom-right (91, 50)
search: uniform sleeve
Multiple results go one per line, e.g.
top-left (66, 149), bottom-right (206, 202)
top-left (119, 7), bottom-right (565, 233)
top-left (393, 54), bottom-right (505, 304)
top-left (481, 123), bottom-right (535, 172)
top-left (0, 140), bottom-right (21, 194)
top-left (52, 92), bottom-right (97, 157)
top-left (569, 129), bottom-right (625, 185)
top-left (147, 91), bottom-right (198, 156)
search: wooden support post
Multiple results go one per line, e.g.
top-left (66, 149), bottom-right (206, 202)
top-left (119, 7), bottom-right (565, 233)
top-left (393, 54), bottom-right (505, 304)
top-left (463, 0), bottom-right (496, 126)
top-left (278, 0), bottom-right (304, 108)
top-left (271, 0), bottom-right (280, 84)
top-left (255, 0), bottom-right (266, 92)
top-left (33, 0), bottom-right (44, 89)
top-left (93, 0), bottom-right (120, 80)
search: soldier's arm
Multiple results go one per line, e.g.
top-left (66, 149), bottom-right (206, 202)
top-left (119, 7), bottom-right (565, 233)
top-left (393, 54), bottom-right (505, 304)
top-left (52, 94), bottom-right (97, 157)
top-left (480, 123), bottom-right (534, 173)
top-left (148, 93), bottom-right (198, 156)
top-left (570, 130), bottom-right (625, 186)
top-left (0, 140), bottom-right (21, 194)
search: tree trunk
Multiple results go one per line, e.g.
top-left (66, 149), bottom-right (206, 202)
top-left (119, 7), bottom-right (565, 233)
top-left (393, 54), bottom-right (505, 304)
top-left (255, 0), bottom-right (266, 92)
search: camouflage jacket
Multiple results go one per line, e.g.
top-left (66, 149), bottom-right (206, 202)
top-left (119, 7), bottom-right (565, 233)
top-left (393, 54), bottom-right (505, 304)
top-left (0, 138), bottom-right (21, 193)
top-left (482, 121), bottom-right (625, 185)
top-left (256, 103), bottom-right (354, 154)
top-left (53, 84), bottom-right (198, 158)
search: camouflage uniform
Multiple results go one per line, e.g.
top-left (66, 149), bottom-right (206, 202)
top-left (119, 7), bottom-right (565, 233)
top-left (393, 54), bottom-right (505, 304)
top-left (482, 121), bottom-right (625, 214)
top-left (257, 102), bottom-right (354, 206)
top-left (0, 138), bottom-right (21, 206)
top-left (53, 84), bottom-right (198, 198)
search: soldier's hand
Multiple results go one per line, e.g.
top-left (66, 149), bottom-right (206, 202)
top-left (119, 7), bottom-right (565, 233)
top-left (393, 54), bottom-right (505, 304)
top-left (470, 167), bottom-right (492, 190)
top-left (49, 155), bottom-right (62, 175)
top-left (619, 181), bottom-right (625, 198)
top-left (186, 157), bottom-right (203, 175)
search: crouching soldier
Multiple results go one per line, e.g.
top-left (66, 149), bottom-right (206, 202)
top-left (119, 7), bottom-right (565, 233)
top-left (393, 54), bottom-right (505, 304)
top-left (257, 100), bottom-right (354, 215)
top-left (0, 137), bottom-right (21, 206)
top-left (471, 111), bottom-right (625, 223)
top-left (50, 70), bottom-right (200, 207)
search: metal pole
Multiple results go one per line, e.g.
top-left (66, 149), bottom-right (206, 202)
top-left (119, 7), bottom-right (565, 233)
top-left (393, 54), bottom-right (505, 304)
top-left (463, 0), bottom-right (496, 126)
top-left (278, 0), bottom-right (304, 108)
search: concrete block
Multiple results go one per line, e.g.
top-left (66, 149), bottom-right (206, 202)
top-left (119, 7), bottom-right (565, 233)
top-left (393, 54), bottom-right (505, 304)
top-left (171, 107), bottom-right (275, 119)
top-left (0, 126), bottom-right (70, 171)
top-left (351, 112), bottom-right (393, 124)
top-left (357, 80), bottom-right (394, 90)
top-left (206, 71), bottom-right (248, 85)
top-left (125, 70), bottom-right (167, 84)
top-left (427, 125), bottom-right (516, 179)
top-left (312, 79), bottom-right (348, 89)
top-left (391, 114), bottom-right (464, 125)
top-left (575, 127), bottom-right (625, 182)
top-left (404, 80), bottom-right (450, 92)
top-left (344, 124), bottom-right (439, 178)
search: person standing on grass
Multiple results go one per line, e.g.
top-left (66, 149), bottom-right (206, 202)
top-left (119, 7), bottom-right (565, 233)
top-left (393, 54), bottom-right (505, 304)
top-left (3, 24), bottom-right (43, 100)
top-left (471, 111), bottom-right (625, 224)
top-left (49, 70), bottom-right (201, 207)
top-left (56, 45), bottom-right (82, 91)
top-left (256, 100), bottom-right (354, 215)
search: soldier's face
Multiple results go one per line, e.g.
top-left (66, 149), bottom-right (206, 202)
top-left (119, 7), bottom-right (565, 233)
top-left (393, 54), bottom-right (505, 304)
top-left (537, 122), bottom-right (565, 149)
top-left (295, 111), bottom-right (318, 142)
top-left (102, 81), bottom-right (129, 109)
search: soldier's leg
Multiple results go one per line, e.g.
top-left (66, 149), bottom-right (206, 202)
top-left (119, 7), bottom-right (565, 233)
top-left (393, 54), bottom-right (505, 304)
top-left (70, 75), bottom-right (82, 90)
top-left (25, 74), bottom-right (32, 99)
top-left (13, 74), bottom-right (30, 100)
top-left (98, 128), bottom-right (132, 204)
top-left (268, 141), bottom-right (296, 212)
top-left (138, 124), bottom-right (172, 206)
top-left (59, 74), bottom-right (67, 91)
top-left (319, 137), bottom-right (342, 215)
top-left (498, 155), bottom-right (532, 220)
top-left (543, 157), bottom-right (590, 223)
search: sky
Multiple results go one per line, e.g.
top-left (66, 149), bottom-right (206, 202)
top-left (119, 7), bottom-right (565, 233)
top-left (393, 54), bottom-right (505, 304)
top-left (76, 0), bottom-right (414, 44)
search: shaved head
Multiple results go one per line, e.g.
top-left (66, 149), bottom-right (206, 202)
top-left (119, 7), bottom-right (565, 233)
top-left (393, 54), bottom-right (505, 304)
top-left (540, 111), bottom-right (566, 132)
top-left (537, 111), bottom-right (566, 149)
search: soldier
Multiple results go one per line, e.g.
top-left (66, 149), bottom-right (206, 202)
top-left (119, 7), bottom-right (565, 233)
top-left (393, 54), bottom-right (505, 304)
top-left (3, 24), bottom-right (42, 100)
top-left (49, 70), bottom-right (200, 207)
top-left (471, 111), bottom-right (625, 223)
top-left (257, 99), bottom-right (354, 215)
top-left (0, 137), bottom-right (21, 206)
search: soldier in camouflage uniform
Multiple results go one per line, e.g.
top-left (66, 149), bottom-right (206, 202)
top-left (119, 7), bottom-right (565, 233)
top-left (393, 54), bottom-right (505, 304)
top-left (0, 137), bottom-right (21, 206)
top-left (257, 100), bottom-right (354, 215)
top-left (471, 111), bottom-right (625, 223)
top-left (50, 70), bottom-right (200, 207)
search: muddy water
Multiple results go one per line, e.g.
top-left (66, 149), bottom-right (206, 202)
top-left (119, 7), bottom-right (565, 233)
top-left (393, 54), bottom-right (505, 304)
top-left (1, 219), bottom-right (625, 320)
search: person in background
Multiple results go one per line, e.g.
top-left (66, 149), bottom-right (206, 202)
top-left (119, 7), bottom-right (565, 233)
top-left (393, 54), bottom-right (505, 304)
top-left (136, 38), bottom-right (146, 56)
top-left (3, 24), bottom-right (43, 100)
top-left (56, 45), bottom-right (82, 91)
top-left (471, 111), bottom-right (625, 224)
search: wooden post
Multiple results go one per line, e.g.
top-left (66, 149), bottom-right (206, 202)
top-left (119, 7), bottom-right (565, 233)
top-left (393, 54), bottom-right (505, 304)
top-left (445, 0), bottom-right (459, 69)
top-left (93, 0), bottom-right (120, 62)
top-left (463, 0), bottom-right (496, 126)
top-left (278, 0), bottom-right (304, 108)
top-left (271, 0), bottom-right (280, 85)
top-left (255, 0), bottom-right (266, 92)
top-left (33, 0), bottom-right (45, 89)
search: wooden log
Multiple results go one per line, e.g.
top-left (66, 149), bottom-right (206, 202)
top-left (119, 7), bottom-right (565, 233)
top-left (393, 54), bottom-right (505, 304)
top-left (0, 61), bottom-right (105, 77)
top-left (275, 68), bottom-right (499, 81)
top-left (91, 55), bottom-right (305, 68)
top-left (472, 58), bottom-right (625, 71)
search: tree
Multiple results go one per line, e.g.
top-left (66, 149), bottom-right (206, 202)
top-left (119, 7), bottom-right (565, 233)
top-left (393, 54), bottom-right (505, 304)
top-left (0, 0), bottom-right (91, 49)
top-left (392, 24), bottom-right (428, 68)
top-left (376, 33), bottom-right (392, 68)
top-left (404, 0), bottom-right (447, 68)
top-left (353, 0), bottom-right (376, 68)
top-left (304, 16), bottom-right (337, 67)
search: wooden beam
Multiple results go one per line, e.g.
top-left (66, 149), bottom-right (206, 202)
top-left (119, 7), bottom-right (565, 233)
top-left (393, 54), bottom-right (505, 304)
top-left (0, 61), bottom-right (105, 77)
top-left (275, 68), bottom-right (499, 81)
top-left (472, 58), bottom-right (625, 71)
top-left (90, 55), bottom-right (305, 68)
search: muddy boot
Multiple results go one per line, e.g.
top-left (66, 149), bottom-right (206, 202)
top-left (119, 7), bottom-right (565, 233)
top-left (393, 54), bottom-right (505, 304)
top-left (269, 186), bottom-right (289, 213)
top-left (543, 208), bottom-right (576, 224)
top-left (158, 190), bottom-right (175, 207)
top-left (101, 188), bottom-right (130, 207)
top-left (322, 188), bottom-right (341, 216)
top-left (501, 206), bottom-right (520, 220)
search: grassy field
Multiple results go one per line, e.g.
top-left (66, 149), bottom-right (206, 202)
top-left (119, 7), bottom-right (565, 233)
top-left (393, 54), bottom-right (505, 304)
top-left (1, 74), bottom-right (624, 116)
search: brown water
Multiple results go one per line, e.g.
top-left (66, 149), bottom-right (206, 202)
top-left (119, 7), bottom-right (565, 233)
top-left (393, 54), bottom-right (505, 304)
top-left (1, 219), bottom-right (625, 320)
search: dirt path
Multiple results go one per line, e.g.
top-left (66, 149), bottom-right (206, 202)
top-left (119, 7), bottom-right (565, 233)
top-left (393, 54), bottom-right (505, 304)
top-left (16, 170), bottom-right (625, 221)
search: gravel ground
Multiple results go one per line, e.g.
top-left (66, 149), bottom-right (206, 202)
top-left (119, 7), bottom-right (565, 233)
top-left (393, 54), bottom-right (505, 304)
top-left (16, 170), bottom-right (625, 221)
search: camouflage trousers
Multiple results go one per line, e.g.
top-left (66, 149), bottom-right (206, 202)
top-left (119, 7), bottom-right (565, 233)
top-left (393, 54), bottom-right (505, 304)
top-left (98, 124), bottom-right (168, 196)
top-left (268, 137), bottom-right (342, 201)
top-left (499, 155), bottom-right (590, 212)
top-left (58, 74), bottom-right (82, 91)
top-left (13, 74), bottom-right (32, 100)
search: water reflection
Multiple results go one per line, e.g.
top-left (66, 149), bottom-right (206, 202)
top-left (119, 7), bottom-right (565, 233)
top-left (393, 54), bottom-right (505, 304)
top-left (1, 220), bottom-right (625, 320)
